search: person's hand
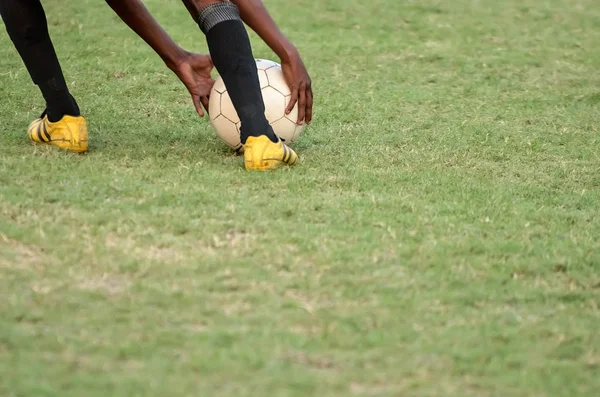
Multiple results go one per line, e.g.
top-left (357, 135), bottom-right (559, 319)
top-left (170, 52), bottom-right (215, 117)
top-left (282, 51), bottom-right (313, 125)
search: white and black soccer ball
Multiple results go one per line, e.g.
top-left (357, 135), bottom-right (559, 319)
top-left (208, 59), bottom-right (304, 152)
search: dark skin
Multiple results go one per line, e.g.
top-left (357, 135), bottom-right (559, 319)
top-left (182, 0), bottom-right (313, 125)
top-left (105, 0), bottom-right (215, 117)
top-left (107, 0), bottom-right (313, 125)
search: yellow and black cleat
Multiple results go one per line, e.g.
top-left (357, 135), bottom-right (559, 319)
top-left (243, 135), bottom-right (297, 171)
top-left (27, 111), bottom-right (88, 153)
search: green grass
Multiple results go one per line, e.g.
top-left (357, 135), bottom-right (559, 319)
top-left (1, 0), bottom-right (600, 395)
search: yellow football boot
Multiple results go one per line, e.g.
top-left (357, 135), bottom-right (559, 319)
top-left (243, 135), bottom-right (297, 170)
top-left (27, 112), bottom-right (88, 153)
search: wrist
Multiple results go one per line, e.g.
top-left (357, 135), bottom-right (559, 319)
top-left (278, 43), bottom-right (298, 63)
top-left (164, 47), bottom-right (188, 71)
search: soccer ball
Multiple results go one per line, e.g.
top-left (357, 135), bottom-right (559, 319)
top-left (208, 59), bottom-right (304, 152)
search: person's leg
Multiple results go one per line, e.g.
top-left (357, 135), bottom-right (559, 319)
top-left (182, 0), bottom-right (296, 169)
top-left (0, 0), bottom-right (80, 122)
top-left (196, 1), bottom-right (276, 144)
top-left (1, 0), bottom-right (87, 152)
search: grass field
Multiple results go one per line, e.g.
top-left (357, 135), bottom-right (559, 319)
top-left (1, 0), bottom-right (600, 395)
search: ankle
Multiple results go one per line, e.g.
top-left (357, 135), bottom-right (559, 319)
top-left (241, 125), bottom-right (278, 144)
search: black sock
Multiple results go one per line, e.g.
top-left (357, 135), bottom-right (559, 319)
top-left (37, 79), bottom-right (80, 122)
top-left (0, 0), bottom-right (80, 122)
top-left (199, 4), bottom-right (277, 144)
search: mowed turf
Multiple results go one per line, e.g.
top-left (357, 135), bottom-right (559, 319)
top-left (1, 0), bottom-right (600, 395)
